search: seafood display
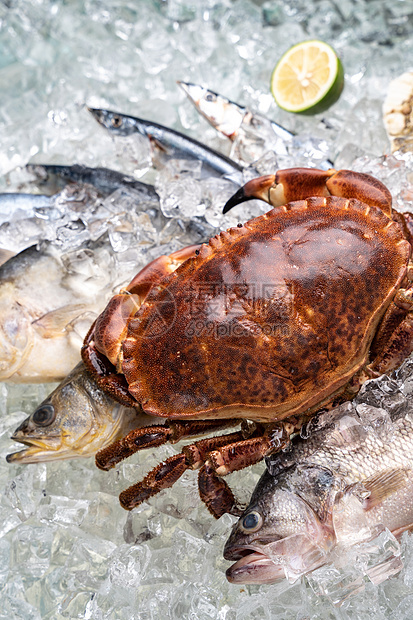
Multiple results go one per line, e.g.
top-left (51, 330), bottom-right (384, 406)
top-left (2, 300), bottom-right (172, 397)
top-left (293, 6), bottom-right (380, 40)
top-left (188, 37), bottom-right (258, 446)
top-left (224, 400), bottom-right (413, 603)
top-left (3, 0), bottom-right (413, 616)
top-left (12, 166), bottom-right (413, 523)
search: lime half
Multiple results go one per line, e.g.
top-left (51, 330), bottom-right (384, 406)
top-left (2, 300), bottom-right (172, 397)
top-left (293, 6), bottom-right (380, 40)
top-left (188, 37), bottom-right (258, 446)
top-left (270, 40), bottom-right (344, 115)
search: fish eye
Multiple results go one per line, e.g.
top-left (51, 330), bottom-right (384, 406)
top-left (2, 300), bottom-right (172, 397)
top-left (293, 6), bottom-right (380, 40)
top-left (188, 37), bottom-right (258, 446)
top-left (32, 404), bottom-right (56, 427)
top-left (205, 93), bottom-right (216, 102)
top-left (111, 115), bottom-right (123, 128)
top-left (240, 510), bottom-right (263, 533)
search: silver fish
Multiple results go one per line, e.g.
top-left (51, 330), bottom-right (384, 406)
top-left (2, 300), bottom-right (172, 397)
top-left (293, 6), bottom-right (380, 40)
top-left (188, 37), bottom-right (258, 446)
top-left (0, 174), bottom-right (149, 256)
top-left (178, 82), bottom-right (334, 170)
top-left (28, 163), bottom-right (159, 200)
top-left (224, 401), bottom-right (413, 588)
top-left (0, 192), bottom-right (54, 213)
top-left (178, 81), bottom-right (294, 143)
top-left (0, 192), bottom-right (55, 237)
top-left (88, 107), bottom-right (244, 184)
top-left (6, 362), bottom-right (155, 462)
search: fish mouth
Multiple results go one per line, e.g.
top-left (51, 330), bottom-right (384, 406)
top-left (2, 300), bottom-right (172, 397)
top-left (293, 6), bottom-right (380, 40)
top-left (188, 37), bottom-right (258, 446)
top-left (224, 546), bottom-right (285, 584)
top-left (6, 434), bottom-right (62, 464)
top-left (177, 81), bottom-right (203, 103)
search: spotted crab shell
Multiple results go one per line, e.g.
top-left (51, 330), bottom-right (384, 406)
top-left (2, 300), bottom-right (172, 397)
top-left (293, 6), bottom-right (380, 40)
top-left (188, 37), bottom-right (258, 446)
top-left (95, 196), bottom-right (410, 423)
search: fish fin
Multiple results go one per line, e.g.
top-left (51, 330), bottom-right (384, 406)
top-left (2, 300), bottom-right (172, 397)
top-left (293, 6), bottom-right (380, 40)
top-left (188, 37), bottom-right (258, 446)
top-left (149, 137), bottom-right (171, 155)
top-left (32, 304), bottom-right (95, 337)
top-left (361, 468), bottom-right (409, 511)
top-left (392, 522), bottom-right (413, 538)
top-left (0, 248), bottom-right (15, 266)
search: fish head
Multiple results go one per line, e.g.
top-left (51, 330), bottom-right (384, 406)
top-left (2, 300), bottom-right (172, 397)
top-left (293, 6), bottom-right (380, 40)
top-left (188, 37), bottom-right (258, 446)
top-left (7, 362), bottom-right (135, 463)
top-left (178, 81), bottom-right (245, 139)
top-left (224, 466), bottom-right (337, 584)
top-left (88, 107), bottom-right (138, 136)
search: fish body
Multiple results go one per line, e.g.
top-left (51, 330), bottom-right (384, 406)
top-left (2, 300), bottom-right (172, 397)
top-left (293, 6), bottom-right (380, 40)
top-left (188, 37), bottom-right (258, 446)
top-left (224, 402), bottom-right (413, 586)
top-left (88, 107), bottom-right (244, 183)
top-left (6, 362), bottom-right (152, 462)
top-left (0, 179), bottom-right (119, 255)
top-left (0, 193), bottom-right (54, 261)
top-left (0, 192), bottom-right (54, 213)
top-left (28, 164), bottom-right (159, 200)
top-left (0, 193), bottom-right (55, 242)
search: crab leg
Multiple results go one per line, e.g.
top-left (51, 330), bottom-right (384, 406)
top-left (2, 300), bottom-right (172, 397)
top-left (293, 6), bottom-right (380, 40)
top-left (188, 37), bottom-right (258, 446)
top-left (117, 429), bottom-right (246, 511)
top-left (119, 453), bottom-right (189, 509)
top-left (369, 294), bottom-right (413, 376)
top-left (198, 423), bottom-right (293, 518)
top-left (223, 168), bottom-right (392, 215)
top-left (114, 421), bottom-right (294, 517)
top-left (198, 465), bottom-right (240, 517)
top-left (197, 437), bottom-right (271, 520)
top-left (95, 418), bottom-right (240, 470)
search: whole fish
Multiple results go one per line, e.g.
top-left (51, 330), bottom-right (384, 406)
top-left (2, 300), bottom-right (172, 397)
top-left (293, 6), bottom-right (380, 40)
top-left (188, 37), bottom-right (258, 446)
top-left (6, 362), bottom-right (157, 463)
top-left (178, 82), bottom-right (334, 170)
top-left (224, 401), bottom-right (413, 588)
top-left (88, 107), bottom-right (244, 184)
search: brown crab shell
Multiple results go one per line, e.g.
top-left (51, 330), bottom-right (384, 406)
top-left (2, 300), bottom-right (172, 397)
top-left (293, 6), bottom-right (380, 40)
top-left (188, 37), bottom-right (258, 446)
top-left (101, 196), bottom-right (411, 423)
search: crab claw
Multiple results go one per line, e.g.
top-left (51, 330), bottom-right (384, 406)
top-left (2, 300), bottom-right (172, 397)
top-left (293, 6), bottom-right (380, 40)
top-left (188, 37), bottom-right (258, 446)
top-left (224, 167), bottom-right (393, 216)
top-left (223, 175), bottom-right (276, 213)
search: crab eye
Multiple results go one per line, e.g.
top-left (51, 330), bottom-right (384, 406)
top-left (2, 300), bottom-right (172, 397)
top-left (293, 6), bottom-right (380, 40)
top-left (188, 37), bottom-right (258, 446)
top-left (240, 511), bottom-right (263, 533)
top-left (32, 404), bottom-right (55, 427)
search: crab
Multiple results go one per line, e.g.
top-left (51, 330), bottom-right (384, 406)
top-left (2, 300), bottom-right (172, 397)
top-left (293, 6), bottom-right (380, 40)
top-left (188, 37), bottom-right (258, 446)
top-left (81, 167), bottom-right (413, 519)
